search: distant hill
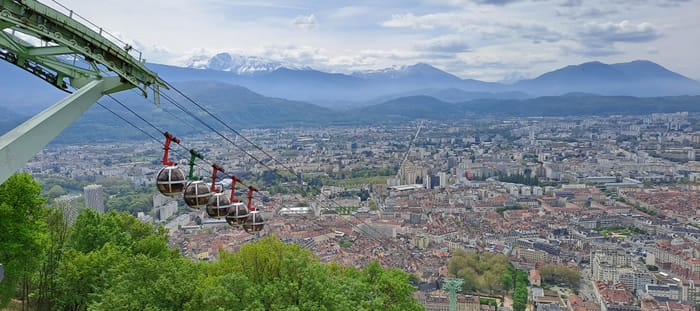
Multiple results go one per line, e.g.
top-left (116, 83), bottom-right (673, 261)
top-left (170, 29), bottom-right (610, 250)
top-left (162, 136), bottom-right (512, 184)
top-left (3, 58), bottom-right (698, 113)
top-left (370, 88), bottom-right (530, 104)
top-left (352, 95), bottom-right (461, 121)
top-left (2, 78), bottom-right (699, 143)
top-left (166, 80), bottom-right (338, 128)
top-left (515, 60), bottom-right (700, 96)
top-left (45, 81), bottom-right (337, 143)
top-left (462, 94), bottom-right (700, 116)
top-left (0, 61), bottom-right (66, 114)
top-left (0, 106), bottom-right (26, 134)
top-left (352, 94), bottom-right (700, 121)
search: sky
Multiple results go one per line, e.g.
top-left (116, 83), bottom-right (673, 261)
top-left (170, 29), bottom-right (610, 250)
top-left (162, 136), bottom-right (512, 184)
top-left (45, 0), bottom-right (700, 82)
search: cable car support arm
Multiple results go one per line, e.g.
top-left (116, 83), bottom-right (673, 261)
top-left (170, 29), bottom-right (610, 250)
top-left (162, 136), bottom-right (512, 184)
top-left (0, 0), bottom-right (167, 184)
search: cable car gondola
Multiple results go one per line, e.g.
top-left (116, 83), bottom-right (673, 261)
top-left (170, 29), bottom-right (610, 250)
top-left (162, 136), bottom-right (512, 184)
top-left (183, 149), bottom-right (211, 208)
top-left (205, 164), bottom-right (231, 218)
top-left (155, 132), bottom-right (186, 197)
top-left (225, 176), bottom-right (248, 226)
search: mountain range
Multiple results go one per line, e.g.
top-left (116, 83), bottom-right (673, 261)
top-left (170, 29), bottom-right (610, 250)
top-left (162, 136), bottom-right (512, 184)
top-left (1, 56), bottom-right (700, 142)
top-left (164, 53), bottom-right (700, 103)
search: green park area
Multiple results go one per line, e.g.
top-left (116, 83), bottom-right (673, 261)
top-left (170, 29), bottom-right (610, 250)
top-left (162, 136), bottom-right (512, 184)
top-left (597, 225), bottom-right (646, 237)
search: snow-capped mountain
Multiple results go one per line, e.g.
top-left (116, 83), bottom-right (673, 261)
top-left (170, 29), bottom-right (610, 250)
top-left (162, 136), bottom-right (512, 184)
top-left (351, 63), bottom-right (462, 82)
top-left (184, 52), bottom-right (283, 75)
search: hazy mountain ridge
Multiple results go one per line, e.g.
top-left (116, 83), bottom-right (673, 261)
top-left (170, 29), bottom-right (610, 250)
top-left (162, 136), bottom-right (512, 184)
top-left (515, 60), bottom-right (700, 96)
top-left (164, 56), bottom-right (700, 102)
top-left (2, 81), bottom-right (699, 143)
top-left (2, 58), bottom-right (700, 143)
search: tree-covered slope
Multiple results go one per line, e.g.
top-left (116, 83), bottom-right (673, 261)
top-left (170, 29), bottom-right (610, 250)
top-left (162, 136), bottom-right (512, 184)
top-left (0, 173), bottom-right (423, 310)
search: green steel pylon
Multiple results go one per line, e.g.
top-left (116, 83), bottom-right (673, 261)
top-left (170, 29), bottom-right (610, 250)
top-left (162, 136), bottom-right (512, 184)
top-left (443, 278), bottom-right (464, 311)
top-left (0, 0), bottom-right (168, 184)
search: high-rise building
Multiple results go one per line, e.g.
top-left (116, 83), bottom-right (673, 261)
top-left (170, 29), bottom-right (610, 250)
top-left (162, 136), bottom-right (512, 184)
top-left (84, 184), bottom-right (104, 213)
top-left (153, 193), bottom-right (177, 222)
top-left (437, 172), bottom-right (449, 188)
top-left (55, 194), bottom-right (80, 225)
top-left (398, 162), bottom-right (428, 185)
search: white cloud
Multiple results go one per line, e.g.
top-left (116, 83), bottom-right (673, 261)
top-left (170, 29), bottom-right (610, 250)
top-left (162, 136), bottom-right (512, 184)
top-left (292, 14), bottom-right (318, 30)
top-left (381, 13), bottom-right (436, 29)
top-left (416, 35), bottom-right (471, 53)
top-left (581, 20), bottom-right (661, 43)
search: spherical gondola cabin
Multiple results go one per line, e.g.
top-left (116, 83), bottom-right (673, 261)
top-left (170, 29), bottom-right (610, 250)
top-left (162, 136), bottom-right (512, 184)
top-left (156, 165), bottom-right (186, 197)
top-left (183, 180), bottom-right (211, 208)
top-left (206, 192), bottom-right (232, 218)
top-left (243, 210), bottom-right (264, 234)
top-left (156, 132), bottom-right (185, 197)
top-left (225, 202), bottom-right (248, 227)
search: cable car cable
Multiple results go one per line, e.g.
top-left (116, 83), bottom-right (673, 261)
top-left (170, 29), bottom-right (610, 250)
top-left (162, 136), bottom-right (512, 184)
top-left (154, 88), bottom-right (419, 247)
top-left (113, 83), bottom-right (419, 249)
top-left (105, 96), bottom-right (274, 217)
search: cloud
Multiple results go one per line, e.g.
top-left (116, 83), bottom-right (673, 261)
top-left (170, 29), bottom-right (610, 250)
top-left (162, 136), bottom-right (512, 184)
top-left (380, 12), bottom-right (467, 30)
top-left (558, 0), bottom-right (583, 7)
top-left (472, 0), bottom-right (523, 5)
top-left (382, 13), bottom-right (438, 29)
top-left (656, 0), bottom-right (692, 7)
top-left (511, 24), bottom-right (564, 43)
top-left (580, 20), bottom-right (661, 43)
top-left (560, 43), bottom-right (622, 57)
top-left (557, 7), bottom-right (619, 19)
top-left (292, 14), bottom-right (318, 30)
top-left (416, 35), bottom-right (471, 53)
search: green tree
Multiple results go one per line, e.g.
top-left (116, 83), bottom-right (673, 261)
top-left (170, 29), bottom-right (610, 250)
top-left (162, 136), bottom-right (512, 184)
top-left (35, 208), bottom-right (69, 310)
top-left (188, 237), bottom-right (422, 311)
top-left (0, 173), bottom-right (48, 308)
top-left (45, 185), bottom-right (66, 200)
top-left (91, 256), bottom-right (198, 310)
top-left (540, 265), bottom-right (581, 290)
top-left (447, 249), bottom-right (511, 294)
top-left (512, 269), bottom-right (529, 311)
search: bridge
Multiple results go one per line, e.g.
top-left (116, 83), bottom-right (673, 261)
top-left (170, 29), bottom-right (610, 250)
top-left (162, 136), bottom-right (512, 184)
top-left (0, 0), bottom-right (167, 184)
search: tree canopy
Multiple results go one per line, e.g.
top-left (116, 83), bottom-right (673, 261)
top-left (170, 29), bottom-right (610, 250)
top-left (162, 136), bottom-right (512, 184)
top-left (0, 173), bottom-right (423, 311)
top-left (447, 249), bottom-right (511, 294)
top-left (539, 264), bottom-right (581, 290)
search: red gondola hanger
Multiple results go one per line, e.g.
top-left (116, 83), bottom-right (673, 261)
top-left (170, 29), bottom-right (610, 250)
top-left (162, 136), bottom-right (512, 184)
top-left (206, 163), bottom-right (230, 218)
top-left (161, 132), bottom-right (179, 166)
top-left (155, 132), bottom-right (186, 197)
top-left (210, 164), bottom-right (224, 193)
top-left (230, 176), bottom-right (242, 203)
top-left (225, 175), bottom-right (248, 227)
top-left (246, 185), bottom-right (259, 212)
top-left (243, 185), bottom-right (264, 234)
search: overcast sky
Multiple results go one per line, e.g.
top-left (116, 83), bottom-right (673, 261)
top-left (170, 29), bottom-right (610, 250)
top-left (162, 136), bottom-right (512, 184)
top-left (46, 0), bottom-right (699, 82)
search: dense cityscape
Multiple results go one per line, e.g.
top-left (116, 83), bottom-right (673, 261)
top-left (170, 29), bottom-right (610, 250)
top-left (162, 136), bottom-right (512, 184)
top-left (26, 112), bottom-right (700, 311)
